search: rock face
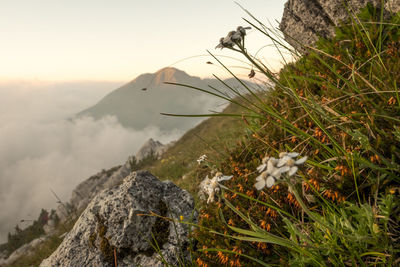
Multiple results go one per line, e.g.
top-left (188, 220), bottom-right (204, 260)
top-left (135, 138), bottom-right (164, 161)
top-left (135, 138), bottom-right (172, 162)
top-left (41, 171), bottom-right (195, 267)
top-left (280, 0), bottom-right (400, 52)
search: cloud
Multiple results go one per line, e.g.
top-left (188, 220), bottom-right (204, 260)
top-left (0, 81), bottom-right (182, 243)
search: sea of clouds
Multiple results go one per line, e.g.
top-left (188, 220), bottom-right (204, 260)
top-left (0, 80), bottom-right (185, 243)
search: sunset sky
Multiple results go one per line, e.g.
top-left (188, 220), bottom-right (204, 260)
top-left (0, 0), bottom-right (286, 81)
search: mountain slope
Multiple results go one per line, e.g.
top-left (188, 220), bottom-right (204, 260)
top-left (77, 67), bottom-right (224, 132)
top-left (77, 67), bottom-right (260, 132)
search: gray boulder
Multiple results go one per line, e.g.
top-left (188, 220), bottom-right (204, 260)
top-left (280, 0), bottom-right (400, 52)
top-left (41, 171), bottom-right (195, 267)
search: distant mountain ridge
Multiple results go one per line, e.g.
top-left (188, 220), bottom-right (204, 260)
top-left (77, 67), bottom-right (260, 132)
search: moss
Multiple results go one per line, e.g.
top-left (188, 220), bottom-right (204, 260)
top-left (152, 200), bottom-right (170, 248)
top-left (88, 232), bottom-right (97, 249)
top-left (141, 200), bottom-right (171, 257)
top-left (92, 214), bottom-right (115, 265)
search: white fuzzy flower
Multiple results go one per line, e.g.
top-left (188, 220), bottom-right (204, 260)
top-left (277, 152), bottom-right (307, 176)
top-left (236, 26), bottom-right (251, 37)
top-left (215, 26), bottom-right (251, 49)
top-left (197, 154), bottom-right (207, 164)
top-left (199, 172), bottom-right (233, 204)
top-left (254, 158), bottom-right (283, 190)
top-left (254, 152), bottom-right (307, 190)
top-left (256, 156), bottom-right (269, 173)
top-left (256, 156), bottom-right (279, 173)
top-left (215, 32), bottom-right (235, 49)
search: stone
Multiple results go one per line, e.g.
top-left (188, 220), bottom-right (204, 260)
top-left (41, 171), bottom-right (195, 267)
top-left (280, 0), bottom-right (400, 52)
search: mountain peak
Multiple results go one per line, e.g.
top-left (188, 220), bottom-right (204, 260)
top-left (153, 67), bottom-right (188, 85)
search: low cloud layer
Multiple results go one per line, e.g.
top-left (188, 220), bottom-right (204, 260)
top-left (0, 81), bottom-right (182, 243)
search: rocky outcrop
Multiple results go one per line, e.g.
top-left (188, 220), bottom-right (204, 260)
top-left (56, 158), bottom-right (134, 222)
top-left (41, 171), bottom-right (195, 267)
top-left (280, 0), bottom-right (400, 52)
top-left (135, 138), bottom-right (172, 161)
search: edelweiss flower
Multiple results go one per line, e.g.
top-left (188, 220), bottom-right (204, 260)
top-left (215, 32), bottom-right (235, 49)
top-left (256, 156), bottom-right (278, 173)
top-left (236, 26), bottom-right (251, 37)
top-left (215, 26), bottom-right (251, 49)
top-left (255, 159), bottom-right (283, 190)
top-left (200, 172), bottom-right (233, 203)
top-left (277, 152), bottom-right (308, 176)
top-left (254, 152), bottom-right (307, 190)
top-left (197, 154), bottom-right (207, 164)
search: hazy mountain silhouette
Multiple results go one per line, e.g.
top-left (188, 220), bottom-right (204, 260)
top-left (77, 67), bottom-right (260, 131)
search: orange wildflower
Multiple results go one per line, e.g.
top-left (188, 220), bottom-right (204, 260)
top-left (246, 190), bottom-right (255, 197)
top-left (267, 208), bottom-right (278, 218)
top-left (232, 246), bottom-right (242, 257)
top-left (237, 184), bottom-right (244, 192)
top-left (335, 165), bottom-right (350, 176)
top-left (217, 251), bottom-right (229, 264)
top-left (196, 258), bottom-right (209, 267)
top-left (388, 96), bottom-right (396, 106)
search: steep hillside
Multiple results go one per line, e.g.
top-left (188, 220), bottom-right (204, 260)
top-left (146, 99), bottom-right (251, 193)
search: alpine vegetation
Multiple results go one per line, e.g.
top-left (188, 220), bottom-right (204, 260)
top-left (188, 3), bottom-right (400, 267)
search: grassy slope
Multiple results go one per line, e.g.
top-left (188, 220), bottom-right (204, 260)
top-left (145, 100), bottom-right (247, 195)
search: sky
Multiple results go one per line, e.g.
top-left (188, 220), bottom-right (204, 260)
top-left (0, 1), bottom-right (288, 243)
top-left (0, 0), bottom-right (286, 81)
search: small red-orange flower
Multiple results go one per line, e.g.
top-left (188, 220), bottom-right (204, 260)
top-left (237, 184), bottom-right (244, 192)
top-left (232, 246), bottom-right (242, 257)
top-left (217, 251), bottom-right (229, 264)
top-left (196, 258), bottom-right (209, 267)
top-left (335, 165), bottom-right (350, 176)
